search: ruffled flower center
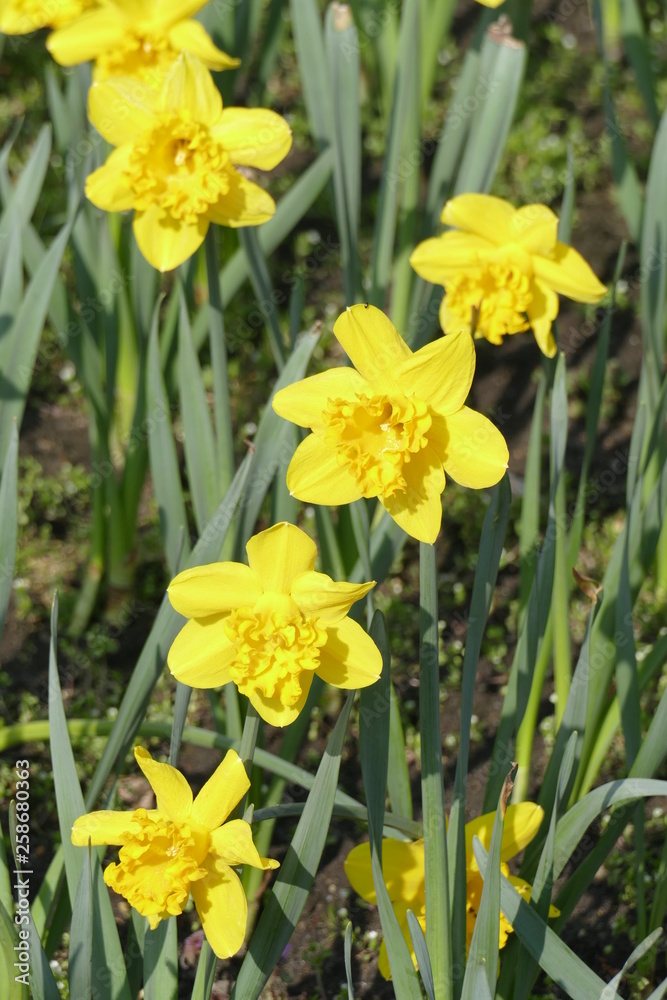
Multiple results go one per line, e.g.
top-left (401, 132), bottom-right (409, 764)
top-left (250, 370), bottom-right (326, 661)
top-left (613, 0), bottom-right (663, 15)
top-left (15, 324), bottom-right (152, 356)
top-left (322, 393), bottom-right (432, 498)
top-left (442, 257), bottom-right (533, 345)
top-left (104, 809), bottom-right (210, 929)
top-left (95, 32), bottom-right (177, 83)
top-left (124, 114), bottom-right (231, 223)
top-left (224, 607), bottom-right (328, 708)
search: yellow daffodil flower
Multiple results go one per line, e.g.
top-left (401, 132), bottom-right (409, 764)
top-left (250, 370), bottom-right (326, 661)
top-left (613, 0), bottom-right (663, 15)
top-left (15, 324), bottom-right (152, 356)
top-left (272, 304), bottom-right (508, 545)
top-left (47, 0), bottom-right (239, 83)
top-left (167, 522), bottom-right (381, 727)
top-left (0, 0), bottom-right (91, 34)
top-left (84, 53), bottom-right (291, 272)
top-left (345, 802), bottom-right (558, 979)
top-left (71, 747), bottom-right (278, 958)
top-left (410, 193), bottom-right (607, 357)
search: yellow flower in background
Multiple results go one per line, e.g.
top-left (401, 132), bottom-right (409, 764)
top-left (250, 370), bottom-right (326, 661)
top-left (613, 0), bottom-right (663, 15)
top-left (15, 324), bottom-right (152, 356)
top-left (84, 53), bottom-right (291, 272)
top-left (71, 747), bottom-right (278, 958)
top-left (0, 0), bottom-right (91, 34)
top-left (410, 193), bottom-right (607, 357)
top-left (345, 803), bottom-right (557, 980)
top-left (167, 522), bottom-right (381, 727)
top-left (47, 0), bottom-right (239, 82)
top-left (272, 304), bottom-right (508, 545)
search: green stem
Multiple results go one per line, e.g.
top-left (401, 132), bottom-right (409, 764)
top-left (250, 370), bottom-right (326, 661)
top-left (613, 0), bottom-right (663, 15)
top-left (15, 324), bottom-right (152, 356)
top-left (419, 541), bottom-right (452, 999)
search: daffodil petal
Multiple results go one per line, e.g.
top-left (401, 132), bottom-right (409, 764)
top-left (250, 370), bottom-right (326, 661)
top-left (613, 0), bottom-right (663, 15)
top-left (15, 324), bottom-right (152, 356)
top-left (71, 810), bottom-right (132, 846)
top-left (291, 572), bottom-right (374, 624)
top-left (317, 617), bottom-right (382, 689)
top-left (210, 819), bottom-right (280, 870)
top-left (143, 0), bottom-right (211, 27)
top-left (249, 669), bottom-right (314, 727)
top-left (245, 522), bottom-right (316, 595)
top-left (333, 304), bottom-right (411, 388)
top-left (168, 20), bottom-right (240, 71)
top-left (206, 171), bottom-right (276, 228)
top-left (192, 863), bottom-right (247, 959)
top-left (272, 367), bottom-right (368, 431)
top-left (533, 243), bottom-right (607, 303)
top-left (167, 616), bottom-right (236, 688)
top-left (210, 107), bottom-right (292, 170)
top-left (286, 434), bottom-right (363, 505)
top-left (501, 802), bottom-right (545, 861)
top-left (168, 562), bottom-right (261, 618)
top-left (85, 147), bottom-right (135, 212)
top-left (133, 203), bottom-right (208, 272)
top-left (396, 328), bottom-right (475, 416)
top-left (510, 203), bottom-right (558, 255)
top-left (441, 193), bottom-right (515, 243)
top-left (345, 838), bottom-right (425, 906)
top-left (429, 407), bottom-right (508, 490)
top-left (191, 749), bottom-right (249, 829)
top-left (134, 747), bottom-right (193, 822)
top-left (47, 8), bottom-right (127, 65)
top-left (380, 445), bottom-right (445, 544)
top-left (88, 77), bottom-right (158, 147)
top-left (409, 230), bottom-right (495, 284)
top-left (466, 802), bottom-right (544, 872)
top-left (160, 52), bottom-right (222, 126)
top-left (527, 277), bottom-right (559, 357)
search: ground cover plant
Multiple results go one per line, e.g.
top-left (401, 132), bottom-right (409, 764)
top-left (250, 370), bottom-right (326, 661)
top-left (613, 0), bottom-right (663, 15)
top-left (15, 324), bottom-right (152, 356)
top-left (0, 0), bottom-right (666, 998)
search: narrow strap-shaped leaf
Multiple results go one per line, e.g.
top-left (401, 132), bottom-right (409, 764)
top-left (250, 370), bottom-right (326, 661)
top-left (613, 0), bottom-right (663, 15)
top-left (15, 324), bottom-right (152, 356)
top-left (0, 125), bottom-right (51, 268)
top-left (619, 0), bottom-right (660, 128)
top-left (146, 302), bottom-right (191, 576)
top-left (361, 612), bottom-right (423, 997)
top-left (344, 921), bottom-right (355, 999)
top-left (0, 896), bottom-right (28, 1000)
top-left (639, 107), bottom-right (667, 404)
top-left (553, 779), bottom-right (667, 883)
top-left (461, 794), bottom-right (506, 999)
top-left (567, 245), bottom-right (625, 568)
top-left (237, 227), bottom-right (286, 369)
top-left (0, 422), bottom-right (18, 637)
top-left (48, 597), bottom-right (131, 1000)
top-left (449, 476), bottom-right (510, 991)
top-left (68, 845), bottom-right (93, 1000)
top-left (419, 541), bottom-right (451, 999)
top-left (231, 694), bottom-right (354, 999)
top-left (289, 0), bottom-right (333, 149)
top-left (190, 939), bottom-right (217, 1000)
top-left (604, 928), bottom-right (664, 1000)
top-left (0, 213), bottom-right (73, 460)
top-left (453, 24), bottom-right (526, 196)
top-left (178, 288), bottom-right (220, 536)
top-left (387, 681), bottom-right (412, 820)
top-left (325, 3), bottom-right (361, 305)
top-left (144, 919), bottom-right (178, 1000)
top-left (204, 228), bottom-right (235, 495)
top-left (369, 0), bottom-right (419, 308)
top-left (508, 734), bottom-right (578, 1000)
top-left (407, 909), bottom-right (435, 1000)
